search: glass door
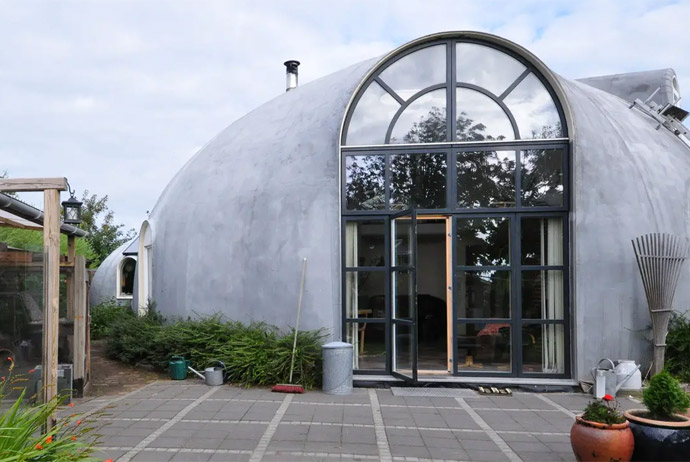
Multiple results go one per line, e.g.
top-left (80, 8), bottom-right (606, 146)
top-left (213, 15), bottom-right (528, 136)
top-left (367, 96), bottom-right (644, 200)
top-left (391, 210), bottom-right (417, 381)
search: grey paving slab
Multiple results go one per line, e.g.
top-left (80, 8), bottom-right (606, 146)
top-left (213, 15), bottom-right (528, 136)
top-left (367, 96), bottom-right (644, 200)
top-left (131, 451), bottom-right (173, 461)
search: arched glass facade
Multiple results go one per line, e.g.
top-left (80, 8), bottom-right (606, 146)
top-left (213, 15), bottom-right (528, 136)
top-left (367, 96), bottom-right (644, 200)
top-left (341, 36), bottom-right (570, 380)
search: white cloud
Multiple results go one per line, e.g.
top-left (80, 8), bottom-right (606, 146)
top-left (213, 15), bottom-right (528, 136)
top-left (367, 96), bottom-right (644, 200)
top-left (0, 0), bottom-right (688, 231)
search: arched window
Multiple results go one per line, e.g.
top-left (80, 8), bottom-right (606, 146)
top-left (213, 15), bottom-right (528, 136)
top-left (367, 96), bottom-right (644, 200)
top-left (340, 34), bottom-right (571, 380)
top-left (117, 257), bottom-right (136, 299)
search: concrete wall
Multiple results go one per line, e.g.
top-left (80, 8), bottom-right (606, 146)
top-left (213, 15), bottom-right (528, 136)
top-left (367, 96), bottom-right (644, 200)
top-left (144, 59), bottom-right (378, 337)
top-left (563, 77), bottom-right (690, 382)
top-left (90, 239), bottom-right (135, 309)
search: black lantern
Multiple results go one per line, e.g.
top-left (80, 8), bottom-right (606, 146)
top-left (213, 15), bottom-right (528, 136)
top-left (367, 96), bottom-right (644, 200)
top-left (62, 187), bottom-right (83, 225)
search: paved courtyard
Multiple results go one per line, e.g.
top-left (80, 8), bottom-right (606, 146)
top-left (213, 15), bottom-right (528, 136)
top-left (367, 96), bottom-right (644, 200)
top-left (66, 381), bottom-right (641, 462)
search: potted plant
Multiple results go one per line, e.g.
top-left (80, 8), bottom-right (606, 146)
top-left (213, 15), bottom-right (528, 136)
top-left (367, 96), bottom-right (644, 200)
top-left (624, 370), bottom-right (690, 461)
top-left (570, 394), bottom-right (634, 462)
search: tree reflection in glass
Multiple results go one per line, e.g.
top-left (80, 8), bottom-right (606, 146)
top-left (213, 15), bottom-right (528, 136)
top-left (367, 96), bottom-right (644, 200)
top-left (345, 155), bottom-right (385, 210)
top-left (390, 152), bottom-right (446, 210)
top-left (521, 148), bottom-right (563, 206)
top-left (456, 217), bottom-right (510, 266)
top-left (457, 151), bottom-right (515, 208)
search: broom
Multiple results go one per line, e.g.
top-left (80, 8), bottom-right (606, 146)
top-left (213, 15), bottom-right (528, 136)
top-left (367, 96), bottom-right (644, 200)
top-left (272, 258), bottom-right (307, 393)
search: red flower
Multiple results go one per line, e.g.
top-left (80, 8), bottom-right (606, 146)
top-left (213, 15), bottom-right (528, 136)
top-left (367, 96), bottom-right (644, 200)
top-left (603, 394), bottom-right (614, 401)
top-left (45, 435), bottom-right (53, 444)
top-left (29, 369), bottom-right (35, 373)
top-left (6, 356), bottom-right (11, 361)
top-left (35, 443), bottom-right (43, 450)
top-left (1, 377), bottom-right (5, 381)
top-left (104, 459), bottom-right (113, 462)
top-left (76, 420), bottom-right (82, 426)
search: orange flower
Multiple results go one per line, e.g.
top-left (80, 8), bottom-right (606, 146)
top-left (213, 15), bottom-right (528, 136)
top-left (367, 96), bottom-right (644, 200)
top-left (69, 402), bottom-right (74, 408)
top-left (76, 420), bottom-right (82, 426)
top-left (29, 369), bottom-right (35, 373)
top-left (35, 443), bottom-right (43, 450)
top-left (45, 436), bottom-right (53, 444)
top-left (603, 394), bottom-right (614, 401)
top-left (104, 459), bottom-right (113, 462)
top-left (1, 377), bottom-right (5, 382)
top-left (6, 356), bottom-right (11, 361)
top-left (71, 436), bottom-right (77, 441)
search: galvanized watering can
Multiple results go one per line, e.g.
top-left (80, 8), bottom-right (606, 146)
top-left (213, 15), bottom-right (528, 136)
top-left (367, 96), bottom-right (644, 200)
top-left (188, 360), bottom-right (226, 387)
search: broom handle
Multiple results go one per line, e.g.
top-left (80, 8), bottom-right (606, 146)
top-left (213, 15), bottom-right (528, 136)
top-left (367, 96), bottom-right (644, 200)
top-left (289, 258), bottom-right (307, 384)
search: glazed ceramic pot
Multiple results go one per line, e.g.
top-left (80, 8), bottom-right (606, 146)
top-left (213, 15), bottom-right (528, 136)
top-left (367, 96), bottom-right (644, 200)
top-left (624, 409), bottom-right (690, 461)
top-left (570, 416), bottom-right (634, 462)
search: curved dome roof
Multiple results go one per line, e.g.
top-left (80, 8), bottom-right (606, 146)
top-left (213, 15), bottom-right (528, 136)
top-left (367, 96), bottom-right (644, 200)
top-left (103, 32), bottom-right (690, 344)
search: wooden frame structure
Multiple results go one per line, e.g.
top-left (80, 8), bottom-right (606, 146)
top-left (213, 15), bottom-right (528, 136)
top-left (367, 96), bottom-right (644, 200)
top-left (0, 178), bottom-right (89, 428)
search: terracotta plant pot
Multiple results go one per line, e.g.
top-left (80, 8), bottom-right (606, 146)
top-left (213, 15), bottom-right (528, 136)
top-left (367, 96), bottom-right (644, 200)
top-left (624, 409), bottom-right (690, 461)
top-left (570, 415), bottom-right (634, 462)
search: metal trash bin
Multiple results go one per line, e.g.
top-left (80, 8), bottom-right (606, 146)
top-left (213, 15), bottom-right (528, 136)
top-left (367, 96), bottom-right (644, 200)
top-left (322, 342), bottom-right (353, 395)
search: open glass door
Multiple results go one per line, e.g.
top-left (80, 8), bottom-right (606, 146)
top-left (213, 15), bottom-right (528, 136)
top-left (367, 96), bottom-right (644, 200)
top-left (391, 210), bottom-right (417, 381)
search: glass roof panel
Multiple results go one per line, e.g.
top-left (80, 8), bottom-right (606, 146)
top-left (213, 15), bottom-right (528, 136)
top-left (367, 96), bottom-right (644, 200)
top-left (346, 81), bottom-right (400, 146)
top-left (504, 73), bottom-right (563, 139)
top-left (456, 43), bottom-right (526, 96)
top-left (389, 89), bottom-right (447, 144)
top-left (456, 88), bottom-right (515, 141)
top-left (379, 44), bottom-right (446, 101)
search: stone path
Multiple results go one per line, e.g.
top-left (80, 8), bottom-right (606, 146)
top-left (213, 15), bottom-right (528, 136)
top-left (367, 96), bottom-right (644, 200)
top-left (66, 381), bottom-right (642, 462)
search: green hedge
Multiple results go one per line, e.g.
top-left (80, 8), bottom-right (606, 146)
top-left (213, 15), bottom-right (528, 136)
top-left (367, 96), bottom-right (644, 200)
top-left (104, 311), bottom-right (326, 389)
top-left (666, 311), bottom-right (690, 382)
top-left (90, 299), bottom-right (135, 340)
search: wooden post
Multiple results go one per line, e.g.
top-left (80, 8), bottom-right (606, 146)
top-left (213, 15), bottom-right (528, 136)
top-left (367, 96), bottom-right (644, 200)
top-left (42, 189), bottom-right (60, 428)
top-left (66, 235), bottom-right (76, 319)
top-left (72, 255), bottom-right (87, 397)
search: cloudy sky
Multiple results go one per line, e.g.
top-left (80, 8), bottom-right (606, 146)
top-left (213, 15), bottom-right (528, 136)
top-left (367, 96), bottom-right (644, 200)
top-left (1, 0), bottom-right (688, 231)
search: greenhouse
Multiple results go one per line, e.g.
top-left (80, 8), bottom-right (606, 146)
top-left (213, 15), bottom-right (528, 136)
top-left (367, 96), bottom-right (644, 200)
top-left (91, 31), bottom-right (690, 385)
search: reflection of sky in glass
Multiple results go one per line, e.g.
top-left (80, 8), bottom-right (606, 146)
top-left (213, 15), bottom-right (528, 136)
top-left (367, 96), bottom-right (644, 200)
top-left (389, 89), bottom-right (446, 144)
top-left (346, 81), bottom-right (400, 145)
top-left (379, 44), bottom-right (446, 101)
top-left (456, 43), bottom-right (526, 96)
top-left (504, 74), bottom-right (562, 139)
top-left (456, 88), bottom-right (514, 141)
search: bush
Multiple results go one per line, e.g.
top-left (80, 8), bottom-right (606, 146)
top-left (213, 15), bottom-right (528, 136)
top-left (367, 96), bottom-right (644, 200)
top-left (0, 360), bottom-right (98, 461)
top-left (642, 370), bottom-right (690, 419)
top-left (666, 311), bottom-right (690, 382)
top-left (104, 312), bottom-right (326, 389)
top-left (90, 299), bottom-right (135, 340)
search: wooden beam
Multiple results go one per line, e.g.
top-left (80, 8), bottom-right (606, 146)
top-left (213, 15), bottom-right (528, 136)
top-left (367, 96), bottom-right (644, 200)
top-left (42, 189), bottom-right (60, 429)
top-left (66, 236), bottom-right (76, 319)
top-left (72, 255), bottom-right (87, 397)
top-left (0, 177), bottom-right (67, 192)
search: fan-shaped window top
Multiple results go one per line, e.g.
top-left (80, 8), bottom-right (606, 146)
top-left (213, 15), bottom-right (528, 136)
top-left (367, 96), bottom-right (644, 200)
top-left (344, 39), bottom-right (565, 146)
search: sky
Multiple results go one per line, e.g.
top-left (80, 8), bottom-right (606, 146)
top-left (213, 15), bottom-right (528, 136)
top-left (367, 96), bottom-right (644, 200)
top-left (1, 0), bottom-right (689, 232)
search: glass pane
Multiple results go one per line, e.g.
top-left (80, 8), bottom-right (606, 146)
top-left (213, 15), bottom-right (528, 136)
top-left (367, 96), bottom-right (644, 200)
top-left (521, 270), bottom-right (564, 319)
top-left (521, 217), bottom-right (564, 265)
top-left (522, 324), bottom-right (565, 374)
top-left (346, 81), bottom-right (400, 145)
top-left (347, 322), bottom-right (386, 370)
top-left (345, 271), bottom-right (386, 318)
top-left (521, 149), bottom-right (563, 207)
top-left (503, 73), bottom-right (562, 139)
top-left (393, 270), bottom-right (414, 320)
top-left (457, 151), bottom-right (516, 208)
top-left (389, 89), bottom-right (447, 144)
top-left (393, 322), bottom-right (414, 375)
top-left (345, 155), bottom-right (385, 210)
top-left (380, 44), bottom-right (447, 101)
top-left (456, 217), bottom-right (510, 266)
top-left (393, 218), bottom-right (413, 266)
top-left (455, 270), bottom-right (510, 318)
top-left (345, 220), bottom-right (385, 267)
top-left (456, 88), bottom-right (515, 141)
top-left (390, 153), bottom-right (447, 209)
top-left (457, 323), bottom-right (511, 372)
top-left (456, 43), bottom-right (526, 96)
top-left (120, 258), bottom-right (136, 296)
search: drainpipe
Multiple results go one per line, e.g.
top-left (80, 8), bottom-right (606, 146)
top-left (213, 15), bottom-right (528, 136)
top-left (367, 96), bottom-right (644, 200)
top-left (0, 192), bottom-right (87, 236)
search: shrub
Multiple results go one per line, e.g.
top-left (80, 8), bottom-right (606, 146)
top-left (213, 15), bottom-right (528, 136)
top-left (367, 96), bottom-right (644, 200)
top-left (581, 394), bottom-right (625, 425)
top-left (642, 370), bottom-right (690, 419)
top-left (103, 312), bottom-right (326, 389)
top-left (0, 359), bottom-right (98, 461)
top-left (666, 311), bottom-right (690, 382)
top-left (90, 299), bottom-right (135, 340)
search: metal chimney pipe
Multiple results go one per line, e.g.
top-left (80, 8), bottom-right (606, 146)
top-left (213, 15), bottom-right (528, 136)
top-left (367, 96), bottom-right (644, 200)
top-left (284, 60), bottom-right (300, 92)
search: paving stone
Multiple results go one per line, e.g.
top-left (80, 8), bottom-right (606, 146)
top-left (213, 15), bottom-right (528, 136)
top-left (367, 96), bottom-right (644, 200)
top-left (465, 449), bottom-right (511, 462)
top-left (170, 452), bottom-right (211, 462)
top-left (428, 446), bottom-right (469, 460)
top-left (460, 438), bottom-right (500, 451)
top-left (131, 452), bottom-right (173, 461)
top-left (266, 440), bottom-right (305, 451)
top-left (183, 437), bottom-right (223, 450)
top-left (340, 443), bottom-right (379, 455)
top-left (272, 424), bottom-right (309, 441)
top-left (100, 435), bottom-right (148, 447)
top-left (389, 444), bottom-right (431, 458)
top-left (306, 425), bottom-right (342, 443)
top-left (497, 432), bottom-right (539, 442)
top-left (507, 440), bottom-right (552, 452)
top-left (150, 436), bottom-right (190, 448)
top-left (453, 429), bottom-right (491, 441)
top-left (208, 453), bottom-right (251, 462)
top-left (516, 450), bottom-right (563, 461)
top-left (342, 426), bottom-right (376, 445)
top-left (218, 438), bottom-right (258, 450)
top-left (422, 436), bottom-right (463, 449)
top-left (303, 441), bottom-right (345, 453)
